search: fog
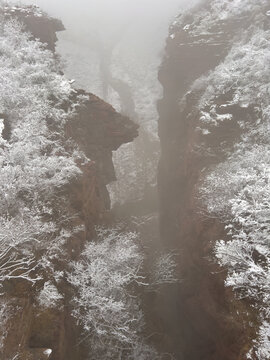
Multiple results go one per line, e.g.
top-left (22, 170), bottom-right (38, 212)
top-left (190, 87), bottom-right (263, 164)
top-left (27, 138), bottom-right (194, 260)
top-left (21, 0), bottom-right (196, 95)
top-left (23, 0), bottom-right (193, 49)
top-left (21, 0), bottom-right (197, 204)
top-left (19, 0), bottom-right (199, 106)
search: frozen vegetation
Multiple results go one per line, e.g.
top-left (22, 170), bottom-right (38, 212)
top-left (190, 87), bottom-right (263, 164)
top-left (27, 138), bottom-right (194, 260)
top-left (0, 15), bottom-right (83, 289)
top-left (2, 0), bottom-right (270, 358)
top-left (173, 1), bottom-right (270, 357)
top-left (68, 228), bottom-right (159, 360)
top-left (0, 4), bottom-right (178, 358)
top-left (171, 0), bottom-right (269, 38)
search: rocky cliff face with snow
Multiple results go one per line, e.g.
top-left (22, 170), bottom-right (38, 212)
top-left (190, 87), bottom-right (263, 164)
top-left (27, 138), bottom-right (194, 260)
top-left (0, 5), bottom-right (138, 360)
top-left (2, 1), bottom-right (270, 359)
top-left (158, 0), bottom-right (270, 359)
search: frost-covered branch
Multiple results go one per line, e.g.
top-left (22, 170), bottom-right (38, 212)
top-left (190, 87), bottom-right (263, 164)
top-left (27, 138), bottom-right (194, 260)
top-left (150, 252), bottom-right (179, 287)
top-left (68, 227), bottom-right (162, 359)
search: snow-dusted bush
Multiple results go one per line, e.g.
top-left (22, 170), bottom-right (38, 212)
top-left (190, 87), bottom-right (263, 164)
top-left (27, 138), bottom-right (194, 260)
top-left (254, 322), bottom-right (270, 360)
top-left (200, 143), bottom-right (270, 358)
top-left (150, 252), bottom-right (178, 287)
top-left (68, 228), bottom-right (144, 358)
top-left (173, 0), bottom-right (268, 38)
top-left (0, 298), bottom-right (11, 350)
top-left (0, 18), bottom-right (83, 204)
top-left (68, 227), bottom-right (162, 359)
top-left (0, 13), bottom-right (85, 286)
top-left (197, 18), bottom-right (270, 359)
top-left (37, 281), bottom-right (63, 309)
top-left (195, 27), bottom-right (270, 129)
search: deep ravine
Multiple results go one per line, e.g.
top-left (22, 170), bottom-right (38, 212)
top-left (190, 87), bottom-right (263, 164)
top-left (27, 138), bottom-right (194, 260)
top-left (2, 1), bottom-right (269, 360)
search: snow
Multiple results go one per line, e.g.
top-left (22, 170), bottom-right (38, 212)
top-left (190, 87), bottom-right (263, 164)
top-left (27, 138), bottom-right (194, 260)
top-left (0, 119), bottom-right (4, 135)
top-left (37, 281), bottom-right (63, 309)
top-left (172, 0), bottom-right (269, 42)
top-left (202, 128), bottom-right (210, 135)
top-left (183, 24), bottom-right (191, 31)
top-left (0, 299), bottom-right (11, 349)
top-left (68, 228), bottom-right (150, 358)
top-left (2, 4), bottom-right (45, 18)
top-left (43, 349), bottom-right (52, 357)
top-left (0, 16), bottom-right (85, 289)
top-left (192, 2), bottom-right (270, 358)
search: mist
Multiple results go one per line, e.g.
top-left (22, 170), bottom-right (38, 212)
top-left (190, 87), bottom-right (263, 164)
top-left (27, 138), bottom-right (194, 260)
top-left (21, 0), bottom-right (197, 95)
top-left (23, 0), bottom-right (193, 48)
top-left (1, 2), bottom-right (268, 359)
top-left (20, 0), bottom-right (198, 205)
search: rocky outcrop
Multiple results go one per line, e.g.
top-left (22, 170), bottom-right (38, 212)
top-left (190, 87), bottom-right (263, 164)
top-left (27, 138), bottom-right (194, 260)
top-left (157, 1), bottom-right (269, 359)
top-left (0, 4), bottom-right (65, 51)
top-left (66, 89), bottom-right (138, 235)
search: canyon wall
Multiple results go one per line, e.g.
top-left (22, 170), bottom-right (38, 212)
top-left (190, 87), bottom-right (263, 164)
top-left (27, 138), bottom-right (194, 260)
top-left (0, 6), bottom-right (138, 360)
top-left (157, 1), bottom-right (269, 359)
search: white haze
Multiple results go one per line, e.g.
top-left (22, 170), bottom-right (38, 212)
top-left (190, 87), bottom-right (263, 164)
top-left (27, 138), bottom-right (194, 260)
top-left (20, 0), bottom-right (197, 93)
top-left (20, 0), bottom-right (197, 204)
top-left (22, 0), bottom-right (193, 48)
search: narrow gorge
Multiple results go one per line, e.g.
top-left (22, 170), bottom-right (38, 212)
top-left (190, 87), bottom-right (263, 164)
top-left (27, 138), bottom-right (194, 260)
top-left (0, 1), bottom-right (270, 360)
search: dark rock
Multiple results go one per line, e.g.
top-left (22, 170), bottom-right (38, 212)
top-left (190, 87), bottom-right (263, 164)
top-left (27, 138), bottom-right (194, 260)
top-left (0, 4), bottom-right (65, 51)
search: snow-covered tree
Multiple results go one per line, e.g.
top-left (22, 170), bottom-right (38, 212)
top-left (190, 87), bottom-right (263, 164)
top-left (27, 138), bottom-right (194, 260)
top-left (37, 281), bottom-right (64, 309)
top-left (0, 12), bottom-right (85, 288)
top-left (150, 252), bottom-right (178, 287)
top-left (68, 228), bottom-right (149, 359)
top-left (0, 298), bottom-right (11, 350)
top-left (68, 225), bottom-right (178, 359)
top-left (196, 16), bottom-right (270, 359)
top-left (172, 0), bottom-right (269, 40)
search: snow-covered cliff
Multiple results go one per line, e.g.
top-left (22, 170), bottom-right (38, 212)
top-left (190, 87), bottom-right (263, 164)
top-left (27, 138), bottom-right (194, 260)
top-left (158, 0), bottom-right (270, 359)
top-left (0, 4), bottom-right (138, 360)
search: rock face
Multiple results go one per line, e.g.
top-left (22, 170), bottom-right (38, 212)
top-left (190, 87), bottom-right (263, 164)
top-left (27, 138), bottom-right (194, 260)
top-left (0, 6), bottom-right (138, 360)
top-left (0, 4), bottom-right (65, 51)
top-left (66, 90), bottom-right (138, 230)
top-left (157, 1), bottom-right (269, 359)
